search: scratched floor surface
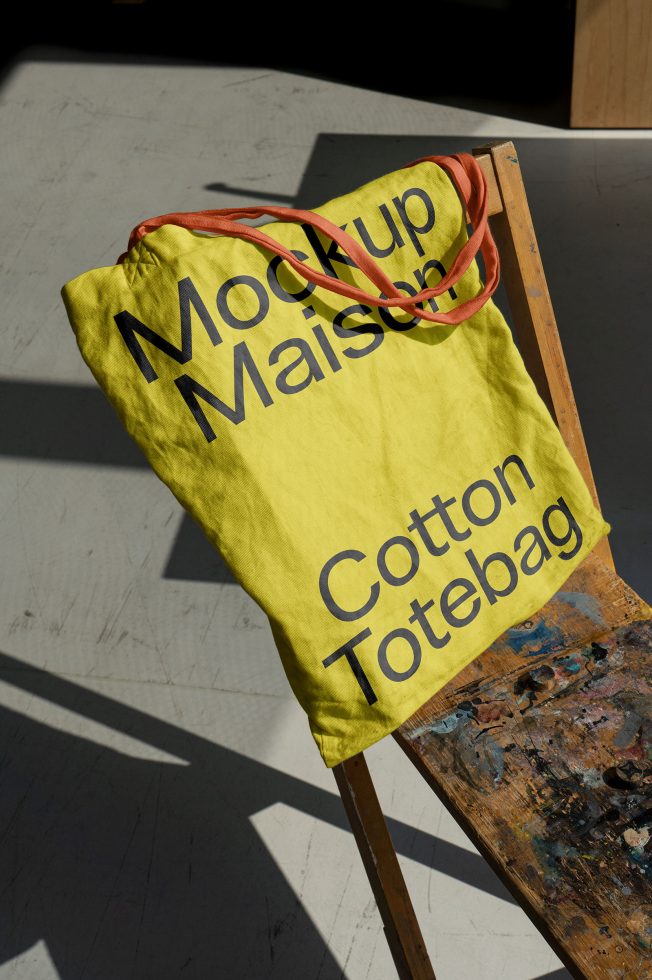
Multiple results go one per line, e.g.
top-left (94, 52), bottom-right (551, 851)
top-left (1, 52), bottom-right (651, 980)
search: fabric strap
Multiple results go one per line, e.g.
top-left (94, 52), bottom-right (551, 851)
top-left (119, 152), bottom-right (499, 325)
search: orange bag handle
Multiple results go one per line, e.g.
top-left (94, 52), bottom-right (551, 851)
top-left (119, 152), bottom-right (499, 325)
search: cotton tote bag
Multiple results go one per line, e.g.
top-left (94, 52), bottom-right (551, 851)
top-left (61, 152), bottom-right (611, 767)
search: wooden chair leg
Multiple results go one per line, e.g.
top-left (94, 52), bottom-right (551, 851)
top-left (333, 752), bottom-right (436, 980)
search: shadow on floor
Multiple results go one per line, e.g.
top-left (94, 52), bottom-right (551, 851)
top-left (0, 650), bottom-right (520, 978)
top-left (1, 0), bottom-right (576, 129)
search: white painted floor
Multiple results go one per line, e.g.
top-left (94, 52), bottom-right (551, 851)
top-left (1, 53), bottom-right (651, 979)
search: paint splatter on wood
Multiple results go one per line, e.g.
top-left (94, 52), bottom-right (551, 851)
top-left (396, 552), bottom-right (652, 978)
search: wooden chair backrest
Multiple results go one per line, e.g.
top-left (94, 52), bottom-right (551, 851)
top-left (470, 140), bottom-right (613, 571)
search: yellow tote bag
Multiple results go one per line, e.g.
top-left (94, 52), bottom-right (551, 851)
top-left (61, 152), bottom-right (610, 768)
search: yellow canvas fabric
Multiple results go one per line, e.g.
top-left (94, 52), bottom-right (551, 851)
top-left (61, 158), bottom-right (611, 767)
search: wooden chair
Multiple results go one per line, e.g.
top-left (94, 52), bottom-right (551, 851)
top-left (332, 139), bottom-right (652, 980)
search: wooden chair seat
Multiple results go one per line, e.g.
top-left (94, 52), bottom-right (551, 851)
top-left (394, 552), bottom-right (652, 978)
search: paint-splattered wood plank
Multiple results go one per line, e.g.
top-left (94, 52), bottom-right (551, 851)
top-left (395, 552), bottom-right (652, 979)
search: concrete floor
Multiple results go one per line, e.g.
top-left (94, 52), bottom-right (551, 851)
top-left (1, 52), bottom-right (651, 980)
